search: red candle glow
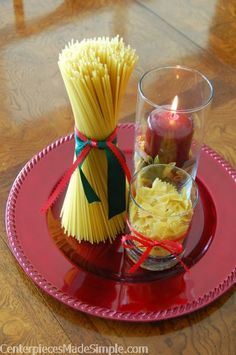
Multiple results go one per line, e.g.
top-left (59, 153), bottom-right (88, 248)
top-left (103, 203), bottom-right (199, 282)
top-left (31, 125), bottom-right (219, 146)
top-left (145, 96), bottom-right (194, 167)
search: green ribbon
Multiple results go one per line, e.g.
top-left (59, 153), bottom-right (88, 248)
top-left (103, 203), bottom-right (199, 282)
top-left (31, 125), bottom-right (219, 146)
top-left (75, 133), bottom-right (126, 219)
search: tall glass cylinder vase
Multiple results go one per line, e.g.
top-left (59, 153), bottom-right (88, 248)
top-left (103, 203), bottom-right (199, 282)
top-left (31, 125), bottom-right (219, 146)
top-left (134, 66), bottom-right (214, 178)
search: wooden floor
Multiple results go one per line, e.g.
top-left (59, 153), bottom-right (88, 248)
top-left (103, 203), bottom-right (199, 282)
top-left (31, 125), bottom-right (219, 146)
top-left (0, 1), bottom-right (235, 354)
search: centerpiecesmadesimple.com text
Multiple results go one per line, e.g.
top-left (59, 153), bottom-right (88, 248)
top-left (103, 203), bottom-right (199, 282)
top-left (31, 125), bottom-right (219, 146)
top-left (0, 343), bottom-right (149, 355)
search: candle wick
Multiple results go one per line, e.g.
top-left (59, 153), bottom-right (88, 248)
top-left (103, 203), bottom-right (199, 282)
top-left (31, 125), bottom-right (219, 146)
top-left (170, 112), bottom-right (178, 120)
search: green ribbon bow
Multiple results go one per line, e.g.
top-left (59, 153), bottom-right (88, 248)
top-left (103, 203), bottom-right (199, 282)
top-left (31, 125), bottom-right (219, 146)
top-left (75, 131), bottom-right (126, 219)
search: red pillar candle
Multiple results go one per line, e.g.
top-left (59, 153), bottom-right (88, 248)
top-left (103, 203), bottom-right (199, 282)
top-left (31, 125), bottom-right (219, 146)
top-left (145, 96), bottom-right (194, 167)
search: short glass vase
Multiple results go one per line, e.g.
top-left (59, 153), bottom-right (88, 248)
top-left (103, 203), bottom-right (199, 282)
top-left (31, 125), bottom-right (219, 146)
top-left (126, 164), bottom-right (198, 271)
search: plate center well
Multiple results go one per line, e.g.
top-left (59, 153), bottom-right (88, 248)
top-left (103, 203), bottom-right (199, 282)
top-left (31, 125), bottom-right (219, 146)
top-left (47, 178), bottom-right (216, 282)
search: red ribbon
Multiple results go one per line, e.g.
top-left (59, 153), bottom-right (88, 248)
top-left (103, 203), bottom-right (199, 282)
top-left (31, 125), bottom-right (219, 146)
top-left (122, 220), bottom-right (189, 273)
top-left (41, 127), bottom-right (131, 213)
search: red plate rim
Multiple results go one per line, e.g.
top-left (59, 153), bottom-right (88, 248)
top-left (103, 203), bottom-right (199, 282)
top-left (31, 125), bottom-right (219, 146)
top-left (5, 123), bottom-right (236, 322)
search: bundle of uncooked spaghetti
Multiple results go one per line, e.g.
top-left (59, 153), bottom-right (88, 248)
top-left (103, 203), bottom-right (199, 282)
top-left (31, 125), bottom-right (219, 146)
top-left (58, 36), bottom-right (138, 243)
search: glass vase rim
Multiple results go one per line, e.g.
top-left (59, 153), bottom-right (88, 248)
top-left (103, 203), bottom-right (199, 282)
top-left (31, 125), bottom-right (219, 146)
top-left (129, 163), bottom-right (199, 219)
top-left (138, 65), bottom-right (214, 114)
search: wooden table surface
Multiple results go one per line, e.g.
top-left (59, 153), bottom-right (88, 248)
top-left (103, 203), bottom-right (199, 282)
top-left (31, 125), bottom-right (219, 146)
top-left (0, 1), bottom-right (235, 354)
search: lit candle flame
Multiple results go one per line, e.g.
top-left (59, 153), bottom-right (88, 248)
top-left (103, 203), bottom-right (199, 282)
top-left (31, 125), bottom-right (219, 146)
top-left (171, 95), bottom-right (178, 112)
top-left (169, 96), bottom-right (179, 124)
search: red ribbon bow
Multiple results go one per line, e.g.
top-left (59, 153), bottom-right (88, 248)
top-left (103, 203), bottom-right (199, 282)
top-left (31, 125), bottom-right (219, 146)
top-left (41, 127), bottom-right (131, 213)
top-left (122, 221), bottom-right (189, 273)
top-left (75, 127), bottom-right (131, 183)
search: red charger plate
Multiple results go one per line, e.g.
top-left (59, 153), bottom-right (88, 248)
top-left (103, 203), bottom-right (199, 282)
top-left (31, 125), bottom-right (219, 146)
top-left (5, 123), bottom-right (236, 321)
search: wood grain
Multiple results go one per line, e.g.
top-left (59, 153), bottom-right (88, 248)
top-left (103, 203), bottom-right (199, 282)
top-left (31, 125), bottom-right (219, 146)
top-left (0, 1), bottom-right (235, 354)
top-left (0, 236), bottom-right (72, 347)
top-left (137, 0), bottom-right (236, 68)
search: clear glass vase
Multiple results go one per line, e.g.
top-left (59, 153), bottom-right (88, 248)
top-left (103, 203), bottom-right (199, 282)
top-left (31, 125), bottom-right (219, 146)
top-left (126, 164), bottom-right (198, 271)
top-left (134, 66), bottom-right (213, 178)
